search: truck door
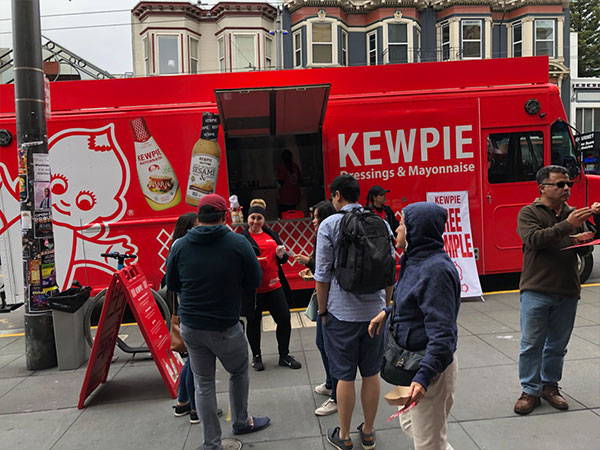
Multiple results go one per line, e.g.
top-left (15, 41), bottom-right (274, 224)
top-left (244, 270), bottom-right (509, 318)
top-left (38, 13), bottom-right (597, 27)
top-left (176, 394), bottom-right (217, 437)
top-left (482, 127), bottom-right (546, 274)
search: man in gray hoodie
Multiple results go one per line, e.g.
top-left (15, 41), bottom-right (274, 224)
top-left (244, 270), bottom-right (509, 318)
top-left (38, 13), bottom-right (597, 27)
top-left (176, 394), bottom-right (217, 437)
top-left (166, 194), bottom-right (270, 450)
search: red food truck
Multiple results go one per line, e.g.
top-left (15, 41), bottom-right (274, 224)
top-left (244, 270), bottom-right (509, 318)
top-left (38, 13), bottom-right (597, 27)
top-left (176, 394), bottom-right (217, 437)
top-left (0, 56), bottom-right (597, 307)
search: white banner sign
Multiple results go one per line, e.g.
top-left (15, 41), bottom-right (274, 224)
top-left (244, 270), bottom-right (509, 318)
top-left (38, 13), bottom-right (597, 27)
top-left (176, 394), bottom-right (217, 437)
top-left (426, 191), bottom-right (482, 298)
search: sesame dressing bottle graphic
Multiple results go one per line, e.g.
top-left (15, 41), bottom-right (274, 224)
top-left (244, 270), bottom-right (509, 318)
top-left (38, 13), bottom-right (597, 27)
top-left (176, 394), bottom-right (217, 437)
top-left (131, 117), bottom-right (181, 211)
top-left (186, 112), bottom-right (221, 206)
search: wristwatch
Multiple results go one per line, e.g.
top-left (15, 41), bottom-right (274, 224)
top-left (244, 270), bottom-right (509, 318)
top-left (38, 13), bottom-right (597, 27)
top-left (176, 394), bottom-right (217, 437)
top-left (318, 310), bottom-right (328, 317)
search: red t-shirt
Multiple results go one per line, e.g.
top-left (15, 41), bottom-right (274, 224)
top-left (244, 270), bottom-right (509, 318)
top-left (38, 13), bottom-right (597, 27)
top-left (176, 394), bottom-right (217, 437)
top-left (252, 231), bottom-right (282, 293)
top-left (372, 207), bottom-right (386, 220)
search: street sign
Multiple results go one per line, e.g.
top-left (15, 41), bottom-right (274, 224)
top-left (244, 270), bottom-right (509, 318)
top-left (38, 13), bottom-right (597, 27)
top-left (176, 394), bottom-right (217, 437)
top-left (576, 132), bottom-right (600, 175)
top-left (78, 264), bottom-right (183, 408)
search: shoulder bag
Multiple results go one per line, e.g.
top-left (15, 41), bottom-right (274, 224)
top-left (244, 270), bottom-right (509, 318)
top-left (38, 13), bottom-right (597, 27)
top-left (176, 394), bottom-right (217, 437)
top-left (380, 300), bottom-right (426, 386)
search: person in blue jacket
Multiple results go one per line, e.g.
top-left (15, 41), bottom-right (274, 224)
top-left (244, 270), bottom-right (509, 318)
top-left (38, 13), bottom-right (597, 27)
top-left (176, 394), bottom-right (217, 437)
top-left (369, 202), bottom-right (461, 450)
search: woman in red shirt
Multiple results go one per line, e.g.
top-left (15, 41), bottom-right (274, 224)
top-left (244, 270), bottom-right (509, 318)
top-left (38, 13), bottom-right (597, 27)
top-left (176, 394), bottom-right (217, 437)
top-left (242, 199), bottom-right (302, 371)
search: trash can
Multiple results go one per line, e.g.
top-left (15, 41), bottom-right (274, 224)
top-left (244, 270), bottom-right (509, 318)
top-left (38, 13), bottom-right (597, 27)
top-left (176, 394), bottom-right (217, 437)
top-left (48, 286), bottom-right (92, 370)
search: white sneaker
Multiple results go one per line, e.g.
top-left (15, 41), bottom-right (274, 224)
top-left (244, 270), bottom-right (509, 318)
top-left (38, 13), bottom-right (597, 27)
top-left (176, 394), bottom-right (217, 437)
top-left (314, 383), bottom-right (332, 396)
top-left (315, 398), bottom-right (338, 416)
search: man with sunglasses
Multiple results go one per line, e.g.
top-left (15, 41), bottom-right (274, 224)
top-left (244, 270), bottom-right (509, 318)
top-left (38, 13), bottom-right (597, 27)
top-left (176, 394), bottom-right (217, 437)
top-left (514, 165), bottom-right (599, 415)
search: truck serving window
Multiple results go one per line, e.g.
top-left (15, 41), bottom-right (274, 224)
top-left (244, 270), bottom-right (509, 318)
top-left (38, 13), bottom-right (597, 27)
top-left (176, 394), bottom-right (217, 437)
top-left (551, 121), bottom-right (580, 179)
top-left (487, 131), bottom-right (544, 183)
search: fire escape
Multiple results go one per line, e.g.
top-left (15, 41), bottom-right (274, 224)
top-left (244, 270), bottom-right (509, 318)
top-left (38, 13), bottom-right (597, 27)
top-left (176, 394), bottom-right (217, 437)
top-left (0, 35), bottom-right (114, 84)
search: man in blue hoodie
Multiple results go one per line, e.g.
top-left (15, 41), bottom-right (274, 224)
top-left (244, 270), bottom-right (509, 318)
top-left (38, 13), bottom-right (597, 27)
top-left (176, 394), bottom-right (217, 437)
top-left (370, 202), bottom-right (461, 450)
top-left (166, 194), bottom-right (270, 450)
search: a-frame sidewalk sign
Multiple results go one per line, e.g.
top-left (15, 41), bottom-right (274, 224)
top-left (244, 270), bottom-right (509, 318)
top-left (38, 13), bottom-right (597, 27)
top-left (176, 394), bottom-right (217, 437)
top-left (78, 264), bottom-right (183, 408)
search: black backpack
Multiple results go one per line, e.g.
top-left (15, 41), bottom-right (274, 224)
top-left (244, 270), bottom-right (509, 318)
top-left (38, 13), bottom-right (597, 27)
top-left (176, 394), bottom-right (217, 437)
top-left (334, 208), bottom-right (395, 294)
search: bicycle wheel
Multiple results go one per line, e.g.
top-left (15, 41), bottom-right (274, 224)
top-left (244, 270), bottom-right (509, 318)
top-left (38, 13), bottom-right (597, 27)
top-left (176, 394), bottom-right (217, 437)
top-left (83, 288), bottom-right (171, 354)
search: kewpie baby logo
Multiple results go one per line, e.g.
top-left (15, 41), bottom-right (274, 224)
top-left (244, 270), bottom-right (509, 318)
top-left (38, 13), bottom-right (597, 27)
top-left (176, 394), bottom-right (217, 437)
top-left (49, 124), bottom-right (137, 290)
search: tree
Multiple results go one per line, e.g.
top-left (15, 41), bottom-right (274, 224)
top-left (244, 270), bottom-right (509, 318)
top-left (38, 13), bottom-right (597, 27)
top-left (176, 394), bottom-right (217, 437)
top-left (570, 0), bottom-right (600, 77)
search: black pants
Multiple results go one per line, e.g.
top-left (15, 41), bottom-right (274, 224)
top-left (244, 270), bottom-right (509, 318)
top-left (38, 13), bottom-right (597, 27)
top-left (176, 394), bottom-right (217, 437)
top-left (246, 287), bottom-right (291, 358)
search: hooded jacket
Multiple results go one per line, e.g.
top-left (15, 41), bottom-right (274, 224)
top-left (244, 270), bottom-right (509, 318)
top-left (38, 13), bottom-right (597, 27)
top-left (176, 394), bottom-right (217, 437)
top-left (166, 225), bottom-right (261, 331)
top-left (389, 202), bottom-right (461, 390)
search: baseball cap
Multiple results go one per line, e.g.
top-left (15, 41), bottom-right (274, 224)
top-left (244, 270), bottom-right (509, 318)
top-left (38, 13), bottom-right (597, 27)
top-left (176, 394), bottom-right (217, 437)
top-left (368, 185), bottom-right (390, 196)
top-left (197, 194), bottom-right (228, 211)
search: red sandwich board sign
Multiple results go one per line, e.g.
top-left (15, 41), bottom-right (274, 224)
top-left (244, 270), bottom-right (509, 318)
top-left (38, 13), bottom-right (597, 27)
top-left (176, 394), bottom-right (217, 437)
top-left (78, 264), bottom-right (183, 409)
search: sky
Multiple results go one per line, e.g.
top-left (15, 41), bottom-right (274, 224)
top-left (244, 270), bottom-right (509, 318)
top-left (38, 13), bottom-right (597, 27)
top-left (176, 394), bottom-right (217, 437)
top-left (0, 0), bottom-right (275, 75)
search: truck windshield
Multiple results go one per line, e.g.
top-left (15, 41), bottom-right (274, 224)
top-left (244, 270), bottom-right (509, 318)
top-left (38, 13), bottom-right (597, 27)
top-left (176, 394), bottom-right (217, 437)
top-left (551, 121), bottom-right (580, 179)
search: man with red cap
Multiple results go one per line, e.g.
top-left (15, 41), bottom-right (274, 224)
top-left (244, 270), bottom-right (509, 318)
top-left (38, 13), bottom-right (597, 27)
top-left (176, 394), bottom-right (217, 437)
top-left (166, 194), bottom-right (270, 450)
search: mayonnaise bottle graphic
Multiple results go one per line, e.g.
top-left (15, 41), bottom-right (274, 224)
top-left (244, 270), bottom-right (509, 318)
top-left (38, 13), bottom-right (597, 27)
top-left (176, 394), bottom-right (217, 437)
top-left (131, 117), bottom-right (181, 211)
top-left (186, 112), bottom-right (221, 206)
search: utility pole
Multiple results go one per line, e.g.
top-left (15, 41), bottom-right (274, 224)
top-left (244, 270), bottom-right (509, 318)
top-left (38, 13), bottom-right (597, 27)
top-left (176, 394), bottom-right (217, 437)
top-left (12, 0), bottom-right (58, 369)
top-left (271, 6), bottom-right (287, 70)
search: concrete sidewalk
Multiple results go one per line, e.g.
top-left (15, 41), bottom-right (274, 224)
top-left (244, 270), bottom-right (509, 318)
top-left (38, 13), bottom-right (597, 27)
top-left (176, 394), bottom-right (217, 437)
top-left (1, 286), bottom-right (599, 450)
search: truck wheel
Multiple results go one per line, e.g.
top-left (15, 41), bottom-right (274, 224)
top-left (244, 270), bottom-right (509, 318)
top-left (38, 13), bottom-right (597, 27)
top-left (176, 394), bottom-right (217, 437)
top-left (578, 253), bottom-right (593, 284)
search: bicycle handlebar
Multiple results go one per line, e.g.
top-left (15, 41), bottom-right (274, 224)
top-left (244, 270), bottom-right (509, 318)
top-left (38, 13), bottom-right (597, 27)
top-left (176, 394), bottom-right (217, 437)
top-left (101, 252), bottom-right (137, 270)
top-left (100, 252), bottom-right (137, 260)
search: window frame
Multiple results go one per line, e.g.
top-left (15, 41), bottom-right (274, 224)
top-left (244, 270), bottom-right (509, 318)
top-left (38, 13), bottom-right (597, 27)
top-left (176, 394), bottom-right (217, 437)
top-left (461, 19), bottom-right (483, 60)
top-left (534, 19), bottom-right (555, 58)
top-left (265, 35), bottom-right (273, 69)
top-left (387, 22), bottom-right (409, 64)
top-left (217, 36), bottom-right (226, 72)
top-left (232, 33), bottom-right (258, 71)
top-left (487, 130), bottom-right (545, 184)
top-left (340, 28), bottom-right (348, 66)
top-left (415, 27), bottom-right (421, 63)
top-left (367, 29), bottom-right (378, 66)
top-left (512, 21), bottom-right (522, 58)
top-left (142, 35), bottom-right (151, 75)
top-left (189, 36), bottom-right (199, 74)
top-left (441, 22), bottom-right (450, 61)
top-left (576, 107), bottom-right (600, 133)
top-left (311, 21), bottom-right (335, 65)
top-left (293, 30), bottom-right (302, 68)
top-left (156, 33), bottom-right (182, 75)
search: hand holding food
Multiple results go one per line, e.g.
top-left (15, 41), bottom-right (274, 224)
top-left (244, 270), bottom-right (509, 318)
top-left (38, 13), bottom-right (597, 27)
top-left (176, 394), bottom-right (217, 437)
top-left (276, 245), bottom-right (286, 258)
top-left (294, 254), bottom-right (310, 265)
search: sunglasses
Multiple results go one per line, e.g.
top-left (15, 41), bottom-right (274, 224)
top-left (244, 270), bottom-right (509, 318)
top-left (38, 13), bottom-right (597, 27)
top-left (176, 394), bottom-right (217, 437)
top-left (541, 181), bottom-right (574, 189)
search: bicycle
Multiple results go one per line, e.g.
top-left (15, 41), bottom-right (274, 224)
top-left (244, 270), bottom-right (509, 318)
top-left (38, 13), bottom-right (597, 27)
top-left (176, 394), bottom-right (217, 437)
top-left (83, 252), bottom-right (171, 354)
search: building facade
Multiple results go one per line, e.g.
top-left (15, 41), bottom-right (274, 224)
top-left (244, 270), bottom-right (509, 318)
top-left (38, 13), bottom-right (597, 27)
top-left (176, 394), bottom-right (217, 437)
top-left (570, 32), bottom-right (600, 133)
top-left (131, 0), bottom-right (571, 108)
top-left (131, 2), bottom-right (279, 76)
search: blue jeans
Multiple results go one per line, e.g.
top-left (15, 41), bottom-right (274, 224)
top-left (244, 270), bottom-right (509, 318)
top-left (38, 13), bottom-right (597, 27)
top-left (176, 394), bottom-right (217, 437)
top-left (519, 290), bottom-right (578, 396)
top-left (316, 315), bottom-right (337, 401)
top-left (178, 358), bottom-right (195, 410)
top-left (181, 322), bottom-right (250, 450)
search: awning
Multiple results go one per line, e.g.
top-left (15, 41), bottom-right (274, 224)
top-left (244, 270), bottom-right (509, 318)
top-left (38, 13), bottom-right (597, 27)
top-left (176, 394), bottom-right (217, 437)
top-left (215, 84), bottom-right (330, 137)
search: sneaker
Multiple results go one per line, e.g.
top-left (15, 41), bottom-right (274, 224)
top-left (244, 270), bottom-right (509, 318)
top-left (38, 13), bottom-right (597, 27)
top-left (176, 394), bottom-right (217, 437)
top-left (514, 392), bottom-right (541, 415)
top-left (542, 384), bottom-right (569, 410)
top-left (279, 354), bottom-right (302, 369)
top-left (189, 410), bottom-right (200, 424)
top-left (232, 416), bottom-right (271, 435)
top-left (357, 423), bottom-right (376, 450)
top-left (327, 427), bottom-right (353, 450)
top-left (315, 383), bottom-right (332, 396)
top-left (173, 402), bottom-right (191, 417)
top-left (252, 355), bottom-right (264, 371)
top-left (315, 398), bottom-right (338, 416)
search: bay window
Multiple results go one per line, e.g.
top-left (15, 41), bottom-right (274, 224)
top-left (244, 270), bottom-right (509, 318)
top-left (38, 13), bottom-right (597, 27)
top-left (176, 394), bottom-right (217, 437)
top-left (157, 35), bottom-right (180, 74)
top-left (461, 20), bottom-right (482, 59)
top-left (388, 23), bottom-right (408, 64)
top-left (312, 23), bottom-right (333, 64)
top-left (535, 19), bottom-right (555, 58)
